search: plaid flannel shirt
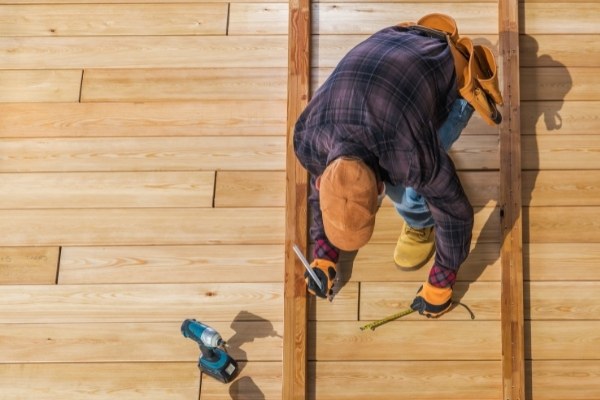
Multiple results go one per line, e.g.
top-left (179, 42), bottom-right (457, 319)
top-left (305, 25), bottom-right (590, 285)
top-left (293, 26), bottom-right (473, 272)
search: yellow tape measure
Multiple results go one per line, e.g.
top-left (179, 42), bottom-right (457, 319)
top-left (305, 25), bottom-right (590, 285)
top-left (360, 307), bottom-right (415, 331)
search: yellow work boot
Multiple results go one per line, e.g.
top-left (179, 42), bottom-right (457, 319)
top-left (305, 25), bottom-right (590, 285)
top-left (394, 223), bottom-right (435, 269)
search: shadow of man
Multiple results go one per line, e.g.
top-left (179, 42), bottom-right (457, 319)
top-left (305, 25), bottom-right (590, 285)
top-left (227, 310), bottom-right (281, 400)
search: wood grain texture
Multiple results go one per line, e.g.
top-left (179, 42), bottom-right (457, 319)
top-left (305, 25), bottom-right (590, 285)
top-left (0, 283), bottom-right (283, 323)
top-left (0, 70), bottom-right (81, 102)
top-left (529, 360), bottom-right (600, 400)
top-left (0, 171), bottom-right (215, 209)
top-left (525, 243), bottom-right (600, 281)
top-left (360, 281), bottom-right (500, 321)
top-left (527, 282), bottom-right (600, 321)
top-left (308, 361), bottom-right (502, 400)
top-left (529, 321), bottom-right (600, 360)
top-left (523, 170), bottom-right (600, 206)
top-left (201, 362), bottom-right (283, 400)
top-left (524, 206), bottom-right (600, 243)
top-left (309, 321), bottom-right (501, 360)
top-left (81, 68), bottom-right (287, 102)
top-left (0, 100), bottom-right (286, 137)
top-left (520, 35), bottom-right (600, 68)
top-left (215, 171), bottom-right (285, 207)
top-left (0, 362), bottom-right (200, 400)
top-left (0, 4), bottom-right (228, 36)
top-left (308, 282), bottom-right (358, 321)
top-left (521, 3), bottom-right (600, 34)
top-left (0, 137), bottom-right (285, 172)
top-left (0, 208), bottom-right (284, 246)
top-left (58, 245), bottom-right (284, 284)
top-left (229, 3), bottom-right (289, 35)
top-left (522, 135), bottom-right (600, 170)
top-left (521, 67), bottom-right (600, 101)
top-left (520, 101), bottom-right (600, 136)
top-left (312, 3), bottom-right (498, 35)
top-left (0, 321), bottom-right (283, 363)
top-left (0, 36), bottom-right (287, 69)
top-left (0, 247), bottom-right (59, 284)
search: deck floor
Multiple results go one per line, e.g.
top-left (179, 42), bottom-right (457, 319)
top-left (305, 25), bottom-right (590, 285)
top-left (1, 1), bottom-right (599, 399)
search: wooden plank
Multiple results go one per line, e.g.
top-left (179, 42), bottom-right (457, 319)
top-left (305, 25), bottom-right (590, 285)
top-left (284, 0), bottom-right (311, 396)
top-left (0, 247), bottom-right (59, 284)
top-left (229, 3), bottom-right (289, 35)
top-left (449, 135), bottom-right (499, 170)
top-left (0, 4), bottom-right (228, 36)
top-left (521, 3), bottom-right (600, 34)
top-left (0, 70), bottom-right (81, 102)
top-left (0, 321), bottom-right (282, 362)
top-left (360, 281), bottom-right (500, 321)
top-left (372, 206), bottom-right (500, 244)
top-left (0, 363), bottom-right (200, 400)
top-left (308, 281), bottom-right (358, 321)
top-left (529, 321), bottom-right (600, 360)
top-left (201, 362), bottom-right (283, 400)
top-left (81, 68), bottom-right (287, 102)
top-left (309, 321), bottom-right (501, 360)
top-left (523, 170), bottom-right (600, 206)
top-left (0, 208), bottom-right (284, 246)
top-left (0, 136), bottom-right (285, 172)
top-left (0, 36), bottom-right (287, 69)
top-left (528, 282), bottom-right (600, 320)
top-left (308, 361), bottom-right (502, 400)
top-left (0, 171), bottom-right (215, 209)
top-left (215, 171), bottom-right (285, 207)
top-left (525, 206), bottom-right (600, 243)
top-left (521, 67), bottom-right (600, 101)
top-left (522, 135), bottom-right (600, 170)
top-left (350, 242), bottom-right (501, 282)
top-left (520, 35), bottom-right (600, 68)
top-left (499, 1), bottom-right (525, 399)
top-left (0, 100), bottom-right (286, 138)
top-left (312, 3), bottom-right (498, 35)
top-left (521, 101), bottom-right (600, 136)
top-left (0, 283), bottom-right (283, 323)
top-left (529, 361), bottom-right (600, 400)
top-left (58, 245), bottom-right (284, 284)
top-left (525, 243), bottom-right (600, 281)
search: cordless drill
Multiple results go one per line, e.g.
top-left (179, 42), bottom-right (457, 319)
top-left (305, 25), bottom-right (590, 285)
top-left (181, 319), bottom-right (239, 383)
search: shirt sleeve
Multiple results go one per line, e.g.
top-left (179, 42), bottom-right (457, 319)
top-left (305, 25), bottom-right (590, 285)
top-left (415, 151), bottom-right (474, 271)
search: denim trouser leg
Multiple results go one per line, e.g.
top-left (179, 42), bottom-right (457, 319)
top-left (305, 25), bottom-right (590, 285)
top-left (386, 98), bottom-right (474, 228)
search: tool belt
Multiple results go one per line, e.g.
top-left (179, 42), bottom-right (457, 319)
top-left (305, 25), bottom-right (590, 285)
top-left (399, 13), bottom-right (503, 125)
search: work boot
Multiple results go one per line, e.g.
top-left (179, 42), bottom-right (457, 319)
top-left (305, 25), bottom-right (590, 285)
top-left (394, 223), bottom-right (435, 269)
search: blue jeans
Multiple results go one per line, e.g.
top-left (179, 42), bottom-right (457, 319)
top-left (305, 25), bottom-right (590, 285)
top-left (385, 98), bottom-right (474, 228)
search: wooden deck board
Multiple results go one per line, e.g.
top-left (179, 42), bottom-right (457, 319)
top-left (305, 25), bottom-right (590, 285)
top-left (0, 70), bottom-right (82, 102)
top-left (0, 247), bottom-right (59, 284)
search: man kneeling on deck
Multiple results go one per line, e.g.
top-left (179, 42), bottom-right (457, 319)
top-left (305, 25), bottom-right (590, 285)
top-left (293, 14), bottom-right (502, 317)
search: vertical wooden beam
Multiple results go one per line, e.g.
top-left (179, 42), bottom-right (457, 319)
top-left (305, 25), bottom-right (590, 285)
top-left (284, 0), bottom-right (310, 398)
top-left (499, 0), bottom-right (525, 399)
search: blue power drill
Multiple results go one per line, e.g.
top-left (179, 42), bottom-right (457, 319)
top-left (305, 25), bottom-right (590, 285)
top-left (181, 319), bottom-right (239, 383)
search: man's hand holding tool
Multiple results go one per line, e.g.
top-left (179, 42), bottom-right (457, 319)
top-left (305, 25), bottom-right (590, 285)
top-left (293, 244), bottom-right (337, 299)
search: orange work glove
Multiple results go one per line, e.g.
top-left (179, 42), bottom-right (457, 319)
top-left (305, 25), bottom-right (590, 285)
top-left (410, 282), bottom-right (453, 318)
top-left (305, 258), bottom-right (336, 299)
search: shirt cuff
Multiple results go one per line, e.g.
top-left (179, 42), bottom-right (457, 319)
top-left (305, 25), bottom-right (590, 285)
top-left (313, 238), bottom-right (340, 263)
top-left (427, 263), bottom-right (457, 288)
